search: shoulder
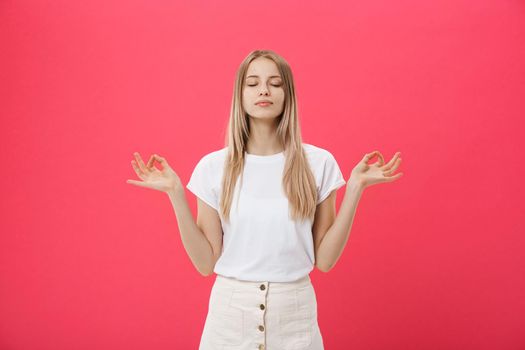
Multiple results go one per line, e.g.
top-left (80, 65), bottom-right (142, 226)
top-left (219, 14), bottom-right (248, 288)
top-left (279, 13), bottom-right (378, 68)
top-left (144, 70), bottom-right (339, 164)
top-left (196, 147), bottom-right (228, 166)
top-left (302, 143), bottom-right (337, 163)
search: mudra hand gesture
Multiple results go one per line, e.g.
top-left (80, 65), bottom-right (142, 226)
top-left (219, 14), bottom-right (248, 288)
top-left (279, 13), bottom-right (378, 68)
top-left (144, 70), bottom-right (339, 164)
top-left (126, 152), bottom-right (182, 193)
top-left (350, 151), bottom-right (403, 189)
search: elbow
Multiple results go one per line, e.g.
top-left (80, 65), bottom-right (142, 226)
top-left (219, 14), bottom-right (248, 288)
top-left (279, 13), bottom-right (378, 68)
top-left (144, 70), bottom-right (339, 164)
top-left (197, 269), bottom-right (213, 277)
top-left (199, 269), bottom-right (213, 277)
top-left (197, 265), bottom-right (212, 277)
top-left (198, 263), bottom-right (216, 277)
top-left (315, 261), bottom-right (332, 273)
top-left (197, 256), bottom-right (218, 277)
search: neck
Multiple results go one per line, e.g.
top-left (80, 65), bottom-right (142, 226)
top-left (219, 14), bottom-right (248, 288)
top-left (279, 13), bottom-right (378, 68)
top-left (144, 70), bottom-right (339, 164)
top-left (246, 117), bottom-right (283, 155)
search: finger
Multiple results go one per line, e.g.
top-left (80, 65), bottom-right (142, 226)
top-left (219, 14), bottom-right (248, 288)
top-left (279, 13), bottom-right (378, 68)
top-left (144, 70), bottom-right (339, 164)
top-left (384, 172), bottom-right (403, 181)
top-left (362, 150), bottom-right (380, 163)
top-left (148, 164), bottom-right (161, 175)
top-left (147, 155), bottom-right (155, 169)
top-left (133, 152), bottom-right (150, 174)
top-left (154, 154), bottom-right (166, 163)
top-left (131, 159), bottom-right (146, 178)
top-left (363, 150), bottom-right (384, 166)
top-left (381, 152), bottom-right (401, 170)
top-left (153, 154), bottom-right (170, 169)
top-left (126, 179), bottom-right (154, 188)
top-left (383, 157), bottom-right (402, 175)
top-left (375, 152), bottom-right (385, 166)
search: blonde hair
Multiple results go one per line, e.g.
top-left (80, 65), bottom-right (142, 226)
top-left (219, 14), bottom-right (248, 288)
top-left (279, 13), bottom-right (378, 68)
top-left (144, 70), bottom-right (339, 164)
top-left (219, 49), bottom-right (318, 223)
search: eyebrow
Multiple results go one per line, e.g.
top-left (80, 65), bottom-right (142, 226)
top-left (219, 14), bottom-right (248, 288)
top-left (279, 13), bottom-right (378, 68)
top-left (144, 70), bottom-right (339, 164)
top-left (246, 75), bottom-right (282, 79)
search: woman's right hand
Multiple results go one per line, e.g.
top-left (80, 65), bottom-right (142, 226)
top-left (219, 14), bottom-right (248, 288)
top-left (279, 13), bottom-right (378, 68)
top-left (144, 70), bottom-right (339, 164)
top-left (126, 152), bottom-right (182, 194)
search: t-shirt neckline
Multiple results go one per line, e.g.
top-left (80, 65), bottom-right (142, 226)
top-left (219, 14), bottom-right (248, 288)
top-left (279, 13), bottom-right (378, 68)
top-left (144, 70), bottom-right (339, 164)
top-left (244, 150), bottom-right (285, 162)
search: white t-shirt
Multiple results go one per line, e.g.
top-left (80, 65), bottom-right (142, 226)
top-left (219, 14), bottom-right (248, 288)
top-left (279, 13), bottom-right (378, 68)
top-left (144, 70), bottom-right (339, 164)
top-left (186, 143), bottom-right (346, 282)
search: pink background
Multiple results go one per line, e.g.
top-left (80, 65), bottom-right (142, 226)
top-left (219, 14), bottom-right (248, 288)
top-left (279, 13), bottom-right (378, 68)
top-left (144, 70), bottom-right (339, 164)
top-left (1, 0), bottom-right (524, 349)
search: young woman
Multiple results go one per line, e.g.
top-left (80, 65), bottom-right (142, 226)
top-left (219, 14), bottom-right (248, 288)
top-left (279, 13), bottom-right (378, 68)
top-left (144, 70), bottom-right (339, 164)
top-left (127, 49), bottom-right (403, 350)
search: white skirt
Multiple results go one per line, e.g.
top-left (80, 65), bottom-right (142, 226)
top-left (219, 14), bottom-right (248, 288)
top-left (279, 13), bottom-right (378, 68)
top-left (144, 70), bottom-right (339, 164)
top-left (199, 273), bottom-right (324, 350)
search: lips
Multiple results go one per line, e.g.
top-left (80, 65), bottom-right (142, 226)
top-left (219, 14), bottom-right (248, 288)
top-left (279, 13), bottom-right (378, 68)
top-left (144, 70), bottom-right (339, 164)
top-left (255, 100), bottom-right (273, 106)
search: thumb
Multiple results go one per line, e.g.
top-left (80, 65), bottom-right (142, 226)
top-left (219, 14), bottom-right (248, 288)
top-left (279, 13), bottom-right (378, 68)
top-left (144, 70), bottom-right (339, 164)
top-left (126, 179), bottom-right (152, 188)
top-left (153, 154), bottom-right (171, 169)
top-left (362, 151), bottom-right (379, 163)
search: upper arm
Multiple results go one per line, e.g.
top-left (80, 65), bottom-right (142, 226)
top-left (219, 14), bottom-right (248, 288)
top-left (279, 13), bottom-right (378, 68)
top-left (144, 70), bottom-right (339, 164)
top-left (195, 197), bottom-right (223, 274)
top-left (186, 153), bottom-right (223, 272)
top-left (312, 190), bottom-right (338, 268)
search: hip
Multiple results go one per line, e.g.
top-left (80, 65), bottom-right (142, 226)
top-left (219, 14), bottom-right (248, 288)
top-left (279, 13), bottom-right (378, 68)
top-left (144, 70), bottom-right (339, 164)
top-left (199, 273), bottom-right (323, 349)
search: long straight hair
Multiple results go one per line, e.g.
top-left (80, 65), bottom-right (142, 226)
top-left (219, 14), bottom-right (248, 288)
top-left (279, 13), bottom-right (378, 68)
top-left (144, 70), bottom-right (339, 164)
top-left (219, 49), bottom-right (318, 223)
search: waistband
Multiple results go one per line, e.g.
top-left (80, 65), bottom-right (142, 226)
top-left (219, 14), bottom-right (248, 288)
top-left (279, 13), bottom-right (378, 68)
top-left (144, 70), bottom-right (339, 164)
top-left (215, 273), bottom-right (311, 292)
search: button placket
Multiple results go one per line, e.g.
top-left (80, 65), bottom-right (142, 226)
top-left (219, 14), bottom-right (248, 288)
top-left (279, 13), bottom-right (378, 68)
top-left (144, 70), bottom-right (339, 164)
top-left (257, 282), bottom-right (268, 349)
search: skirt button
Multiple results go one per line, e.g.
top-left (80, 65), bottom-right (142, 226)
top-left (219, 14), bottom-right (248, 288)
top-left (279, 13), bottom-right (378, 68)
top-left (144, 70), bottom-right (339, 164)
top-left (258, 325), bottom-right (265, 332)
top-left (259, 304), bottom-right (265, 310)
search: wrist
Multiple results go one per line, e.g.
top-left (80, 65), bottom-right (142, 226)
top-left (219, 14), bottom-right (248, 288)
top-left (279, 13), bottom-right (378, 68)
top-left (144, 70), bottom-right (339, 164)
top-left (167, 186), bottom-right (184, 198)
top-left (347, 177), bottom-right (364, 193)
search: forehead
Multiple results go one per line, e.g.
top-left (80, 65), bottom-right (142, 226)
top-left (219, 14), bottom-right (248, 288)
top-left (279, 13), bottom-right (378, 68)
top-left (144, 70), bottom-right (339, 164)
top-left (246, 57), bottom-right (280, 77)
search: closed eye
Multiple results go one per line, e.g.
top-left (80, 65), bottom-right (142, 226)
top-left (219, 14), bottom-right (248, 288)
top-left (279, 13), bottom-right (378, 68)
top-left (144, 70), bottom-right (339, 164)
top-left (247, 84), bottom-right (282, 87)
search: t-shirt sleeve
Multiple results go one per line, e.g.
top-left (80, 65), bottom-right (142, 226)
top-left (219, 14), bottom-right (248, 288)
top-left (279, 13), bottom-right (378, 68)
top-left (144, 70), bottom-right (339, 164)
top-left (317, 152), bottom-right (347, 204)
top-left (186, 155), bottom-right (219, 210)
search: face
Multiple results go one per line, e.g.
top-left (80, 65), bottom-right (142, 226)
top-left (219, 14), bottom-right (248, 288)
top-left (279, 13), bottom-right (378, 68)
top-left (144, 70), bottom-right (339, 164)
top-left (242, 57), bottom-right (285, 121)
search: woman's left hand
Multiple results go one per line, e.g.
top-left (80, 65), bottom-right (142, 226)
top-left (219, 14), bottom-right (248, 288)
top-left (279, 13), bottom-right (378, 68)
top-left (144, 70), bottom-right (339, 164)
top-left (349, 151), bottom-right (403, 190)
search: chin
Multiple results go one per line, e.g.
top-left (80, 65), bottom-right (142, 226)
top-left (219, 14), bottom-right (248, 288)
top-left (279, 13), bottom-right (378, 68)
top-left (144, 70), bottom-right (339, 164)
top-left (250, 113), bottom-right (280, 120)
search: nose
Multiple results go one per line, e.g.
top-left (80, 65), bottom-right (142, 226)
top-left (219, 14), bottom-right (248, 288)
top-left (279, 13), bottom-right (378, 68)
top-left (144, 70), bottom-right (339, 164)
top-left (258, 85), bottom-right (270, 95)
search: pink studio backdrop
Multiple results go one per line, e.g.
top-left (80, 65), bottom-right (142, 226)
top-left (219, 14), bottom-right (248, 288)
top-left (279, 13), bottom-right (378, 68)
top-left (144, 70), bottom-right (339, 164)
top-left (1, 1), bottom-right (524, 349)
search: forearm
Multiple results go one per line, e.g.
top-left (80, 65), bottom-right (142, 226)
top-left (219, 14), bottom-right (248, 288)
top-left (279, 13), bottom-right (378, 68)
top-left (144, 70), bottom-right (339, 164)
top-left (316, 180), bottom-right (364, 272)
top-left (166, 188), bottom-right (215, 276)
